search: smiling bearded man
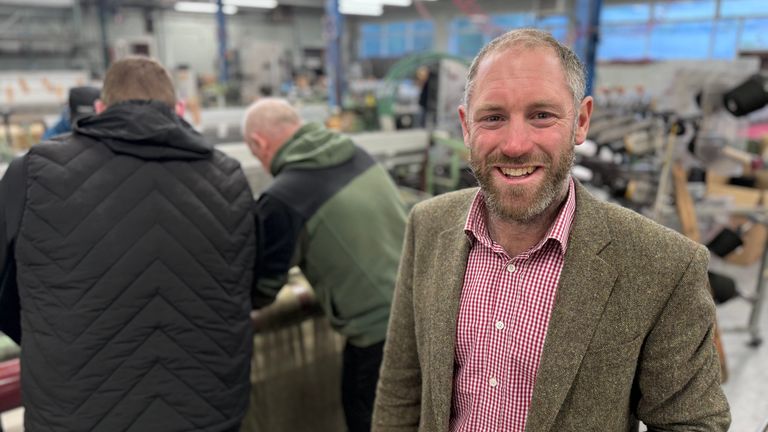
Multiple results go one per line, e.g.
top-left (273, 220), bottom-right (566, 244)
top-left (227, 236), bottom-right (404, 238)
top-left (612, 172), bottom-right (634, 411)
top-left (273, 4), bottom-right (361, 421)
top-left (372, 28), bottom-right (729, 432)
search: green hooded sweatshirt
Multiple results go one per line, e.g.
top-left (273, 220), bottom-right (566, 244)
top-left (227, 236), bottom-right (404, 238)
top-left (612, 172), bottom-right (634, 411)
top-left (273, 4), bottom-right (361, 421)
top-left (255, 123), bottom-right (407, 347)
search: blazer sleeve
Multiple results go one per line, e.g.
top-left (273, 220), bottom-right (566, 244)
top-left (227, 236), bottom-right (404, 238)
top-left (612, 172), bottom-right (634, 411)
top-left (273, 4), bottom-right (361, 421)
top-left (372, 206), bottom-right (421, 431)
top-left (637, 245), bottom-right (731, 431)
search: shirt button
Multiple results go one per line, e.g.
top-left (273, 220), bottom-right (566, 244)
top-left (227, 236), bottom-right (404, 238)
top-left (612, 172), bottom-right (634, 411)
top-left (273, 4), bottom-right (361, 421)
top-left (495, 321), bottom-right (504, 330)
top-left (489, 377), bottom-right (498, 387)
top-left (506, 263), bottom-right (516, 273)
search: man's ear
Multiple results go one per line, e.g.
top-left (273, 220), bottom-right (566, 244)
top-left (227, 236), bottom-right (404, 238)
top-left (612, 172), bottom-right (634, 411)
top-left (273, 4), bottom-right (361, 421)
top-left (574, 96), bottom-right (594, 145)
top-left (245, 131), bottom-right (264, 156)
top-left (94, 99), bottom-right (106, 114)
top-left (458, 105), bottom-right (470, 147)
top-left (175, 100), bottom-right (186, 117)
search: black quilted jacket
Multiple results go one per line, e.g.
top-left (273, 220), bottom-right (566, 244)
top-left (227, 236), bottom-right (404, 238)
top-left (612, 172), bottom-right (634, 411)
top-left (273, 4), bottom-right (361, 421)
top-left (0, 100), bottom-right (256, 432)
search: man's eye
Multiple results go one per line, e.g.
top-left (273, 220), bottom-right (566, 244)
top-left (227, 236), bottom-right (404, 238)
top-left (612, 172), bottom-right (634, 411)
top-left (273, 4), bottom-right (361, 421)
top-left (484, 115), bottom-right (503, 122)
top-left (534, 112), bottom-right (552, 119)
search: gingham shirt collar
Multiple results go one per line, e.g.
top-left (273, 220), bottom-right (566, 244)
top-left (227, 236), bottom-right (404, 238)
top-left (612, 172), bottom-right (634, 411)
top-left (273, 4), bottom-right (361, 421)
top-left (463, 177), bottom-right (576, 257)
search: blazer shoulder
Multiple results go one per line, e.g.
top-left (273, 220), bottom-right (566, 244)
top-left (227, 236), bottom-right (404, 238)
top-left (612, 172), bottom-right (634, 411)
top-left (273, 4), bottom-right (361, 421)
top-left (411, 187), bottom-right (477, 226)
top-left (599, 199), bottom-right (704, 260)
top-left (412, 187), bottom-right (477, 217)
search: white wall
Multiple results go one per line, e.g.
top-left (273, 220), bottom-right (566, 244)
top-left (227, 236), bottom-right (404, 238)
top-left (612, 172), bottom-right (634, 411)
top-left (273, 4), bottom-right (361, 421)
top-left (74, 6), bottom-right (324, 77)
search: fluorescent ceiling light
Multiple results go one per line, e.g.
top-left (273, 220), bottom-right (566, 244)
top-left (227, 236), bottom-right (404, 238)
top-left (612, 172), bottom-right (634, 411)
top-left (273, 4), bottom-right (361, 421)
top-left (341, 0), bottom-right (412, 5)
top-left (0, 0), bottom-right (73, 6)
top-left (380, 0), bottom-right (412, 5)
top-left (174, 2), bottom-right (238, 14)
top-left (223, 0), bottom-right (277, 8)
top-left (339, 2), bottom-right (383, 16)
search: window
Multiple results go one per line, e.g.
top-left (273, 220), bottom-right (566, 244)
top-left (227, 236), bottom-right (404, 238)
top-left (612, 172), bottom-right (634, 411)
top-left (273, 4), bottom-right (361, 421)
top-left (597, 25), bottom-right (649, 61)
top-left (491, 13), bottom-right (535, 30)
top-left (600, 3), bottom-right (651, 24)
top-left (720, 0), bottom-right (768, 18)
top-left (597, 0), bottom-right (757, 61)
top-left (449, 13), bottom-right (538, 58)
top-left (386, 22), bottom-right (407, 57)
top-left (712, 20), bottom-right (740, 59)
top-left (536, 15), bottom-right (569, 42)
top-left (358, 20), bottom-right (434, 59)
top-left (654, 0), bottom-right (716, 21)
top-left (413, 21), bottom-right (433, 52)
top-left (360, 24), bottom-right (382, 58)
top-left (649, 21), bottom-right (713, 59)
top-left (739, 18), bottom-right (768, 50)
top-left (449, 17), bottom-right (485, 58)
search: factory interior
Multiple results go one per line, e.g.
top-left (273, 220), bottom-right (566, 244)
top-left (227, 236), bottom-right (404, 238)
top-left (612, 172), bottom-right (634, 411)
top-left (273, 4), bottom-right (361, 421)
top-left (1, 0), bottom-right (768, 431)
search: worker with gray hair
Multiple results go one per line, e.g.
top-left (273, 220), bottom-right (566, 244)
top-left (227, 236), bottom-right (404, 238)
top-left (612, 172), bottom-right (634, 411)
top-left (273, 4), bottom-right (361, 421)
top-left (242, 98), bottom-right (407, 432)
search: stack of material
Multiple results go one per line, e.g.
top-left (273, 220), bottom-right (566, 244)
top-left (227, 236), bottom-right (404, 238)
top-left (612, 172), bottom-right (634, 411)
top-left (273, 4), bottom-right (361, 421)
top-left (242, 272), bottom-right (346, 432)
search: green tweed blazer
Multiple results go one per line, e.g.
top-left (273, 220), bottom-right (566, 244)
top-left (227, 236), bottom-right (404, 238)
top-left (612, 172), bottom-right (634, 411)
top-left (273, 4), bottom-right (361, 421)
top-left (373, 183), bottom-right (730, 432)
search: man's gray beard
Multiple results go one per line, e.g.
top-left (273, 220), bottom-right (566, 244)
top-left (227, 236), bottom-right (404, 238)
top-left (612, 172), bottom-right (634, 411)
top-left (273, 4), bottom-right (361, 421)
top-left (470, 145), bottom-right (574, 225)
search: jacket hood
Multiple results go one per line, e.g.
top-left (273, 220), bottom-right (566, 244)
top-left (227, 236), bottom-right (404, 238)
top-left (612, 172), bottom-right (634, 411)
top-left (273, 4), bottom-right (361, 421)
top-left (271, 122), bottom-right (356, 175)
top-left (73, 100), bottom-right (212, 160)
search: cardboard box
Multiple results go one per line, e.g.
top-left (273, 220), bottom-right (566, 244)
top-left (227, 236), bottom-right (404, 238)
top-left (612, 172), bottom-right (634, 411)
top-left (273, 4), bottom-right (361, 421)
top-left (706, 169), bottom-right (766, 207)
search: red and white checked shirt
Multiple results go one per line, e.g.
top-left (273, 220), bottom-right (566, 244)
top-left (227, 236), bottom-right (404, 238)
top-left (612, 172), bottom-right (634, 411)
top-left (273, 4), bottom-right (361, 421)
top-left (450, 178), bottom-right (576, 432)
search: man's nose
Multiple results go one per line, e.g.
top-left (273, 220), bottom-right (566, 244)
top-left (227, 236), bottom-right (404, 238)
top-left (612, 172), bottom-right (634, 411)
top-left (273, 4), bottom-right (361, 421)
top-left (499, 119), bottom-right (534, 158)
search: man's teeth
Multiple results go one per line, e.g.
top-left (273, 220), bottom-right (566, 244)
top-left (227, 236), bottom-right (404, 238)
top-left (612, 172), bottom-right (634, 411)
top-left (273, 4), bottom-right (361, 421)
top-left (500, 166), bottom-right (535, 177)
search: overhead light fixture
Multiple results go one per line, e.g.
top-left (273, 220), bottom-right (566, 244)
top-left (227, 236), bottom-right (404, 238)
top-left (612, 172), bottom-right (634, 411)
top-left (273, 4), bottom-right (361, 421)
top-left (174, 2), bottom-right (238, 14)
top-left (339, 2), bottom-right (383, 16)
top-left (0, 0), bottom-right (74, 6)
top-left (223, 0), bottom-right (277, 8)
top-left (342, 0), bottom-right (412, 6)
top-left (381, 0), bottom-right (412, 6)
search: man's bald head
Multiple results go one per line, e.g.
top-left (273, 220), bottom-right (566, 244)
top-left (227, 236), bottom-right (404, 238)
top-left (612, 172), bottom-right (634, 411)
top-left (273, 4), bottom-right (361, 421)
top-left (242, 98), bottom-right (302, 169)
top-left (242, 98), bottom-right (301, 140)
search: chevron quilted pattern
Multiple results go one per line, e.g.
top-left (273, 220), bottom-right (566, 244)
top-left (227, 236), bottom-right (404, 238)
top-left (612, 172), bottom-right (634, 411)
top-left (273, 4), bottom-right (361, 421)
top-left (16, 137), bottom-right (255, 432)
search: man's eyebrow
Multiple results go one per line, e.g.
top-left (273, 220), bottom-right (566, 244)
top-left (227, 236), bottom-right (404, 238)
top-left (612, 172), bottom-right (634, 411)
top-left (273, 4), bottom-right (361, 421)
top-left (473, 101), bottom-right (566, 115)
top-left (473, 104), bottom-right (505, 114)
top-left (528, 101), bottom-right (564, 112)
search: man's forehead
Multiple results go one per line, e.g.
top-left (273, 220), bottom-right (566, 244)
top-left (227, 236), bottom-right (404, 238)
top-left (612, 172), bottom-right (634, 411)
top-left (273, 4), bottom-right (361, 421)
top-left (467, 46), bottom-right (570, 105)
top-left (479, 45), bottom-right (560, 72)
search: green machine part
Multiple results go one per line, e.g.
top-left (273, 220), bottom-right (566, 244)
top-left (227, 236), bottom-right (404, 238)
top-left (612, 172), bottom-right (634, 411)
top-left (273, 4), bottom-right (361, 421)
top-left (376, 52), bottom-right (470, 119)
top-left (375, 52), bottom-right (471, 195)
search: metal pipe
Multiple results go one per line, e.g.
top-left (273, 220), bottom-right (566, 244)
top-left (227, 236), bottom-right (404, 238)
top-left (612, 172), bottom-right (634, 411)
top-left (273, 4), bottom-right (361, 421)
top-left (98, 0), bottom-right (110, 71)
top-left (324, 0), bottom-right (344, 109)
top-left (216, 0), bottom-right (228, 85)
top-left (572, 0), bottom-right (602, 96)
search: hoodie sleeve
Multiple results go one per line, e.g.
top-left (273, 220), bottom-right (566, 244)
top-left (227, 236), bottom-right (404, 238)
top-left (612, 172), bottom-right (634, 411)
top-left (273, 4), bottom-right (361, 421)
top-left (0, 156), bottom-right (28, 345)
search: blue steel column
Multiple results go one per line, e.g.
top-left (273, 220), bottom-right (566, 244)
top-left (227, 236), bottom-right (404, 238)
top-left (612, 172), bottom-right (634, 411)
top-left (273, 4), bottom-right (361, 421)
top-left (573, 0), bottom-right (602, 96)
top-left (324, 0), bottom-right (344, 109)
top-left (98, 0), bottom-right (110, 71)
top-left (216, 0), bottom-right (229, 84)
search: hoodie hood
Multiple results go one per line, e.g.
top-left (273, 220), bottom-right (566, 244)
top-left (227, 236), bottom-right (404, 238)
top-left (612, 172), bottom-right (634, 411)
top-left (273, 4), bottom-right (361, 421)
top-left (270, 122), bottom-right (356, 175)
top-left (74, 100), bottom-right (212, 160)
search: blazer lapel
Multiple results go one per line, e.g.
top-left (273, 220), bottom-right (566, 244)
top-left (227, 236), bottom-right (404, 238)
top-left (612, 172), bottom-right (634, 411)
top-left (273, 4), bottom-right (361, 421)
top-left (525, 184), bottom-right (618, 432)
top-left (428, 224), bottom-right (471, 430)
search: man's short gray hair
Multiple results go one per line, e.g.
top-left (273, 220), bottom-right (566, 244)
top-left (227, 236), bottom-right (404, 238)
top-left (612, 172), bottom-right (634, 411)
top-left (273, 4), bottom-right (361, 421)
top-left (241, 97), bottom-right (301, 138)
top-left (462, 28), bottom-right (587, 110)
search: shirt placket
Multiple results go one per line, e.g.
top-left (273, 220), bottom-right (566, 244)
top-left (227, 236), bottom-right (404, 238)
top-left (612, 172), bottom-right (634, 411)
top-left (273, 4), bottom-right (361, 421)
top-left (508, 253), bottom-right (531, 432)
top-left (480, 251), bottom-right (515, 431)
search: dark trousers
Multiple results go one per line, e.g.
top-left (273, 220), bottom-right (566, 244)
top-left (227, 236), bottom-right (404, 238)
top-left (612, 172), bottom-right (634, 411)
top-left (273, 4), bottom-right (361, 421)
top-left (341, 340), bottom-right (385, 432)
